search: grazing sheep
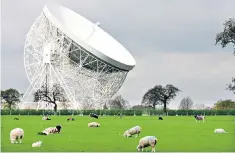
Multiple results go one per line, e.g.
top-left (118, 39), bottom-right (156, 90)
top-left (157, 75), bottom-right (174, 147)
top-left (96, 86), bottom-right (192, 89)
top-left (137, 136), bottom-right (157, 152)
top-left (10, 128), bottom-right (24, 144)
top-left (158, 117), bottom-right (163, 120)
top-left (194, 115), bottom-right (205, 122)
top-left (14, 118), bottom-right (19, 120)
top-left (42, 116), bottom-right (51, 120)
top-left (67, 117), bottom-right (75, 121)
top-left (89, 113), bottom-right (99, 119)
top-left (32, 141), bottom-right (42, 147)
top-left (214, 128), bottom-right (228, 134)
top-left (88, 122), bottom-right (100, 127)
top-left (38, 125), bottom-right (62, 135)
top-left (123, 125), bottom-right (141, 138)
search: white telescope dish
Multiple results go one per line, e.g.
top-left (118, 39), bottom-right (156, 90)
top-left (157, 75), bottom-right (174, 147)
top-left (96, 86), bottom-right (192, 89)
top-left (43, 4), bottom-right (135, 70)
top-left (21, 4), bottom-right (136, 110)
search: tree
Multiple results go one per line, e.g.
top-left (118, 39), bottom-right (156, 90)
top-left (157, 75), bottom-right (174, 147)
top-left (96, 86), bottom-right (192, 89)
top-left (216, 18), bottom-right (235, 94)
top-left (142, 88), bottom-right (161, 109)
top-left (35, 84), bottom-right (66, 114)
top-left (227, 78), bottom-right (235, 94)
top-left (80, 100), bottom-right (95, 110)
top-left (109, 95), bottom-right (129, 110)
top-left (1, 89), bottom-right (21, 110)
top-left (216, 18), bottom-right (235, 54)
top-left (142, 84), bottom-right (181, 113)
top-left (214, 99), bottom-right (235, 110)
top-left (109, 95), bottom-right (129, 118)
top-left (194, 104), bottom-right (206, 110)
top-left (132, 105), bottom-right (150, 110)
top-left (179, 97), bottom-right (194, 110)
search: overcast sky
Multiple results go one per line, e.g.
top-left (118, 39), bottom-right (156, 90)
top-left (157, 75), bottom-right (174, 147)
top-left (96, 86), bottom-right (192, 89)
top-left (1, 0), bottom-right (235, 109)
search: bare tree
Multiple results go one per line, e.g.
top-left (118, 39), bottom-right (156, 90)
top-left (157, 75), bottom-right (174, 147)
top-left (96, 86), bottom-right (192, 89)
top-left (109, 95), bottom-right (129, 118)
top-left (179, 97), bottom-right (194, 110)
top-left (35, 84), bottom-right (67, 114)
top-left (80, 100), bottom-right (95, 110)
top-left (194, 104), bottom-right (206, 110)
top-left (109, 95), bottom-right (129, 110)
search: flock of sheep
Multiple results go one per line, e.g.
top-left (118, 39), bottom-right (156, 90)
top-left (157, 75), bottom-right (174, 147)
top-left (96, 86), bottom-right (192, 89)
top-left (9, 113), bottom-right (228, 152)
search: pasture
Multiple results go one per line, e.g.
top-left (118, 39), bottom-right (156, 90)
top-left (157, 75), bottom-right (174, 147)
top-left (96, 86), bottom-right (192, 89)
top-left (1, 115), bottom-right (235, 152)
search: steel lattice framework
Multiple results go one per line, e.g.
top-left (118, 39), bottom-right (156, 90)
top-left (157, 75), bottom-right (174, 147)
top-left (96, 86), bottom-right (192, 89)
top-left (21, 13), bottom-right (129, 109)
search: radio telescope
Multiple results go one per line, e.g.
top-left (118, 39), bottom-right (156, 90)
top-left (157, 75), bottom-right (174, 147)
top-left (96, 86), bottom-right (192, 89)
top-left (21, 4), bottom-right (136, 110)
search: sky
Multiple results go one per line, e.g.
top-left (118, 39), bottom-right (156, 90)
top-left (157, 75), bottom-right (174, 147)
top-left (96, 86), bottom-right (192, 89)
top-left (1, 0), bottom-right (235, 109)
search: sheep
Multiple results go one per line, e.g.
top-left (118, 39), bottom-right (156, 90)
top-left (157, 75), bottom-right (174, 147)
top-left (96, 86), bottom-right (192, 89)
top-left (67, 117), bottom-right (75, 121)
top-left (214, 128), bottom-right (228, 134)
top-left (137, 136), bottom-right (157, 152)
top-left (194, 115), bottom-right (205, 122)
top-left (88, 122), bottom-right (100, 127)
top-left (89, 113), bottom-right (99, 119)
top-left (42, 116), bottom-right (51, 120)
top-left (32, 141), bottom-right (42, 147)
top-left (123, 125), bottom-right (141, 138)
top-left (38, 125), bottom-right (62, 135)
top-left (10, 128), bottom-right (24, 144)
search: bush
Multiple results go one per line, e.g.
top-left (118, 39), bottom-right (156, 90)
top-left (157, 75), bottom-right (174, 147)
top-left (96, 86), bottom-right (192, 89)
top-left (1, 109), bottom-right (234, 116)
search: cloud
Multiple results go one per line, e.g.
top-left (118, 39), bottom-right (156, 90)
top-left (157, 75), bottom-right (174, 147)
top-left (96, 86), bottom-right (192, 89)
top-left (119, 51), bottom-right (235, 108)
top-left (1, 0), bottom-right (235, 108)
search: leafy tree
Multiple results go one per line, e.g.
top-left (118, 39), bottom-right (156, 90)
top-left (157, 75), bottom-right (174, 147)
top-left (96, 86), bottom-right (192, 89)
top-left (179, 97), bottom-right (194, 110)
top-left (216, 18), bottom-right (235, 54)
top-left (216, 18), bottom-right (235, 94)
top-left (214, 99), bottom-right (235, 110)
top-left (228, 78), bottom-right (235, 94)
top-left (34, 84), bottom-right (67, 114)
top-left (1, 89), bottom-right (21, 110)
top-left (142, 84), bottom-right (181, 113)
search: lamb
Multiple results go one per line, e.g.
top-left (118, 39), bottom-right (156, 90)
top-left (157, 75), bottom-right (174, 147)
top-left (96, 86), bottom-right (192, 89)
top-left (214, 128), bottom-right (228, 134)
top-left (137, 136), bottom-right (157, 152)
top-left (88, 122), bottom-right (100, 127)
top-left (10, 128), bottom-right (24, 144)
top-left (32, 141), bottom-right (42, 147)
top-left (123, 125), bottom-right (141, 138)
top-left (38, 125), bottom-right (62, 135)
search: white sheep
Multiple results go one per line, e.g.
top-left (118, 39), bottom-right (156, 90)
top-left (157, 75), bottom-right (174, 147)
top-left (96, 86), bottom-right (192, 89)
top-left (38, 125), bottom-right (62, 135)
top-left (10, 128), bottom-right (24, 144)
top-left (214, 128), bottom-right (228, 134)
top-left (123, 125), bottom-right (141, 138)
top-left (88, 122), bottom-right (100, 127)
top-left (32, 141), bottom-right (42, 147)
top-left (137, 136), bottom-right (157, 152)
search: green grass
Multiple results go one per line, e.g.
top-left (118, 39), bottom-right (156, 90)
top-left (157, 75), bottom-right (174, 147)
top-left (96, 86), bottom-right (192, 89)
top-left (1, 115), bottom-right (235, 152)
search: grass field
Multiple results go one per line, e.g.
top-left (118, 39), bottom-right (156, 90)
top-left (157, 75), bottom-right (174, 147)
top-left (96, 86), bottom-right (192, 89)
top-left (1, 115), bottom-right (235, 152)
